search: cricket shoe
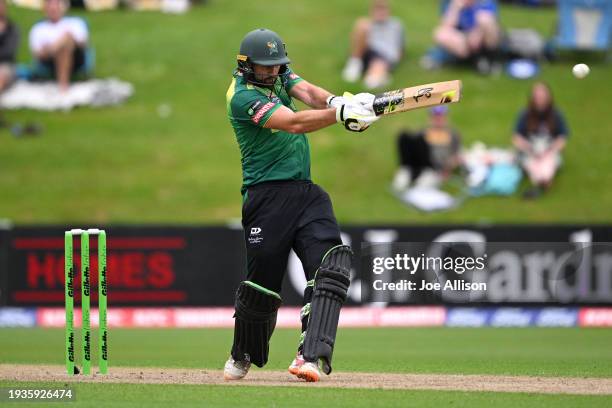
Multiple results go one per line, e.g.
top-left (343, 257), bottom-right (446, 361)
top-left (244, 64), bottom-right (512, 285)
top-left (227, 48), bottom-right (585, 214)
top-left (223, 356), bottom-right (251, 380)
top-left (296, 361), bottom-right (321, 382)
top-left (342, 57), bottom-right (363, 83)
top-left (288, 353), bottom-right (305, 376)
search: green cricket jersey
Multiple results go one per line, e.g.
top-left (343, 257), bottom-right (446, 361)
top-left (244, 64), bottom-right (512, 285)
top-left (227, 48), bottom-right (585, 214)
top-left (226, 68), bottom-right (311, 195)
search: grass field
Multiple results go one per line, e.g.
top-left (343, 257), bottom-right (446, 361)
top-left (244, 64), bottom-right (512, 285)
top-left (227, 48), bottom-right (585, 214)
top-left (1, 327), bottom-right (612, 406)
top-left (2, 381), bottom-right (609, 408)
top-left (3, 2), bottom-right (612, 224)
top-left (0, 381), bottom-right (608, 408)
top-left (2, 327), bottom-right (612, 377)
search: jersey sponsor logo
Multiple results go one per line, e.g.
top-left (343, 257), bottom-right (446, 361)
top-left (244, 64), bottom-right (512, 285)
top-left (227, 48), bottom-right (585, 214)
top-left (251, 102), bottom-right (275, 124)
top-left (267, 41), bottom-right (278, 55)
top-left (247, 101), bottom-right (262, 116)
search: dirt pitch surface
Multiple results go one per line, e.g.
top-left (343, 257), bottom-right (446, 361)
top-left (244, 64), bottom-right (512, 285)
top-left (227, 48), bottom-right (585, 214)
top-left (2, 364), bottom-right (611, 395)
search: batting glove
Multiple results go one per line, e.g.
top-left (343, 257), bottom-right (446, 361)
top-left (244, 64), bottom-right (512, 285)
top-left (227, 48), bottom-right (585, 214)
top-left (346, 92), bottom-right (376, 116)
top-left (335, 102), bottom-right (379, 132)
top-left (326, 95), bottom-right (345, 109)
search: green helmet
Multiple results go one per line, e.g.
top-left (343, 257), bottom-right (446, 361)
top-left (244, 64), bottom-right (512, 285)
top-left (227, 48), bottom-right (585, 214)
top-left (237, 29), bottom-right (290, 87)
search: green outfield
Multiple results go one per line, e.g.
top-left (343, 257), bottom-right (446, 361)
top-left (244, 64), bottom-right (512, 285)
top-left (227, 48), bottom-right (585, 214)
top-left (2, 327), bottom-right (612, 377)
top-left (3, 2), bottom-right (612, 224)
top-left (1, 328), bottom-right (611, 406)
top-left (0, 381), bottom-right (608, 408)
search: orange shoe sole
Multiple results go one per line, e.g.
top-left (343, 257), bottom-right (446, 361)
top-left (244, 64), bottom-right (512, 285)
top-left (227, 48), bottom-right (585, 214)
top-left (223, 373), bottom-right (245, 381)
top-left (288, 367), bottom-right (300, 376)
top-left (296, 370), bottom-right (320, 382)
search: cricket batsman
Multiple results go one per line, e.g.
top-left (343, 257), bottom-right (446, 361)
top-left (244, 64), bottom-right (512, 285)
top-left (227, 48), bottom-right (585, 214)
top-left (223, 28), bottom-right (378, 382)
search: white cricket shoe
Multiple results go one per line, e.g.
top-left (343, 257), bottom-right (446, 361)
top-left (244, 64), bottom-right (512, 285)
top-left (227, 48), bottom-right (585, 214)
top-left (391, 166), bottom-right (412, 194)
top-left (296, 361), bottom-right (321, 382)
top-left (342, 57), bottom-right (363, 83)
top-left (223, 356), bottom-right (251, 380)
top-left (288, 352), bottom-right (305, 376)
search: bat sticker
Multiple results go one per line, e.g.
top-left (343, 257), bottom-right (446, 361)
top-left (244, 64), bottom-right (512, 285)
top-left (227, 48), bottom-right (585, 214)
top-left (373, 90), bottom-right (405, 115)
top-left (440, 90), bottom-right (457, 104)
top-left (413, 87), bottom-right (433, 103)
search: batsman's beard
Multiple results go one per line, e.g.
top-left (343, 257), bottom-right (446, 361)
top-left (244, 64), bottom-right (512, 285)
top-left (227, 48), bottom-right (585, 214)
top-left (256, 75), bottom-right (278, 86)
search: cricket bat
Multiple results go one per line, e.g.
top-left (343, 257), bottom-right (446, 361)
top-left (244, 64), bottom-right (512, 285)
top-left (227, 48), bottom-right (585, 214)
top-left (371, 80), bottom-right (462, 116)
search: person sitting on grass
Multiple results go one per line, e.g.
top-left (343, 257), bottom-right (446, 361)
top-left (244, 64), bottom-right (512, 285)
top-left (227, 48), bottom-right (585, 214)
top-left (513, 82), bottom-right (569, 199)
top-left (28, 0), bottom-right (89, 91)
top-left (391, 105), bottom-right (462, 194)
top-left (432, 0), bottom-right (501, 74)
top-left (341, 0), bottom-right (405, 89)
top-left (0, 0), bottom-right (19, 94)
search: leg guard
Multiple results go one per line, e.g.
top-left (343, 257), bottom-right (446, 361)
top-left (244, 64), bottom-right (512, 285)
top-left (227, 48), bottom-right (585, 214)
top-left (231, 281), bottom-right (282, 368)
top-left (302, 245), bottom-right (352, 374)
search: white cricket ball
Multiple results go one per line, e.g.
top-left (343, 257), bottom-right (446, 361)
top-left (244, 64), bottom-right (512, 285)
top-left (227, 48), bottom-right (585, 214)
top-left (572, 63), bottom-right (590, 79)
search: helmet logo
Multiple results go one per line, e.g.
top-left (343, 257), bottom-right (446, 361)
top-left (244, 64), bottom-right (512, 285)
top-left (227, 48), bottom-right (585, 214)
top-left (267, 41), bottom-right (278, 55)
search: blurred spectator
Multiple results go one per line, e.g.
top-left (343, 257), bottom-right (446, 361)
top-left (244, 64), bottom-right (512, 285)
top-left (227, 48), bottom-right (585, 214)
top-left (513, 82), bottom-right (569, 199)
top-left (0, 0), bottom-right (19, 93)
top-left (29, 0), bottom-right (89, 91)
top-left (341, 0), bottom-right (405, 89)
top-left (391, 106), bottom-right (462, 193)
top-left (430, 0), bottom-right (502, 74)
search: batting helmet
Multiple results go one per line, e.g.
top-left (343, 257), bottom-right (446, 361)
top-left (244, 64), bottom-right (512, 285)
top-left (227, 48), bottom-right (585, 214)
top-left (237, 29), bottom-right (291, 87)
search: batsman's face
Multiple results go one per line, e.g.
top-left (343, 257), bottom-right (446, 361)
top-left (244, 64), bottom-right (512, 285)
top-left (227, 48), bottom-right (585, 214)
top-left (253, 64), bottom-right (280, 85)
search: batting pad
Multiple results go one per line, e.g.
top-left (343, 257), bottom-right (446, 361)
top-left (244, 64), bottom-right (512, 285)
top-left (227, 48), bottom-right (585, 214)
top-left (303, 245), bottom-right (352, 374)
top-left (231, 281), bottom-right (282, 367)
